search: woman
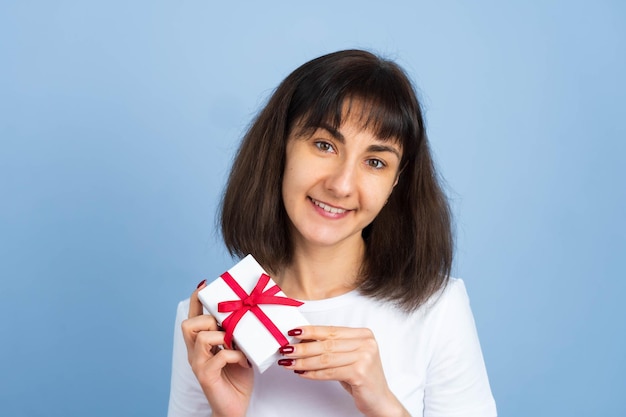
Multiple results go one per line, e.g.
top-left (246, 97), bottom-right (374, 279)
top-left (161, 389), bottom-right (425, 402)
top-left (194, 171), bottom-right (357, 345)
top-left (168, 50), bottom-right (496, 417)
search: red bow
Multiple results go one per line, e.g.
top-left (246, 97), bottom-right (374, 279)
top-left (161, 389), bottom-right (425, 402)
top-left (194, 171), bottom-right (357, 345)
top-left (217, 271), bottom-right (303, 349)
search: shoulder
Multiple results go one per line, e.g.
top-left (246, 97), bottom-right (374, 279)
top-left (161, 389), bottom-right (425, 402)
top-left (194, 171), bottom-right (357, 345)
top-left (432, 277), bottom-right (469, 304)
top-left (420, 277), bottom-right (472, 319)
top-left (176, 298), bottom-right (191, 319)
top-left (419, 278), bottom-right (479, 340)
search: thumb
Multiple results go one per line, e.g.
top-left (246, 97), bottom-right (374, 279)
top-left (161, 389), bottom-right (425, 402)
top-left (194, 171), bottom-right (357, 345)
top-left (188, 279), bottom-right (207, 318)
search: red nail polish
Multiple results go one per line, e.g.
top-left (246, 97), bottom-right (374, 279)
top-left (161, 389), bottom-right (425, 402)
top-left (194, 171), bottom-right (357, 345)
top-left (294, 370), bottom-right (305, 374)
top-left (196, 279), bottom-right (207, 289)
top-left (288, 328), bottom-right (302, 336)
top-left (279, 345), bottom-right (294, 354)
top-left (278, 359), bottom-right (294, 366)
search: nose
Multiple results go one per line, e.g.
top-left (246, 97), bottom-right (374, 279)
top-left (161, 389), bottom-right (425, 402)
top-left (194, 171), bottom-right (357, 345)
top-left (325, 159), bottom-right (357, 197)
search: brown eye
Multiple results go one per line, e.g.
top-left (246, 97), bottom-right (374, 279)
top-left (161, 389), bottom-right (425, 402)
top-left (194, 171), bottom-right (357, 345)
top-left (366, 159), bottom-right (385, 169)
top-left (315, 141), bottom-right (334, 153)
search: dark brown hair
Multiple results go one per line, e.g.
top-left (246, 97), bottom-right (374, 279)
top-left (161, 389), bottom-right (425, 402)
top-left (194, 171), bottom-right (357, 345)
top-left (221, 50), bottom-right (452, 311)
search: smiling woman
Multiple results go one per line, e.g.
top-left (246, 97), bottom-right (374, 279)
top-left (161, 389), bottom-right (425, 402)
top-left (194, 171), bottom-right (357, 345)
top-left (282, 108), bottom-right (402, 260)
top-left (168, 50), bottom-right (497, 417)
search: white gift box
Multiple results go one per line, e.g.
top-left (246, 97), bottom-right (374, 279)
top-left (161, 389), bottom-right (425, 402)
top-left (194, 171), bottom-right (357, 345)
top-left (197, 254), bottom-right (309, 373)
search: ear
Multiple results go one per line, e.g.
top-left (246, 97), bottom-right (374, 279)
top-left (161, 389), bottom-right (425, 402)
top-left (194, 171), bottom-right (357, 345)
top-left (392, 167), bottom-right (404, 188)
top-left (387, 176), bottom-right (398, 203)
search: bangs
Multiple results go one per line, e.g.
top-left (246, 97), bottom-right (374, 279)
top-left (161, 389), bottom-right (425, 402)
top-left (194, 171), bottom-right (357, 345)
top-left (286, 55), bottom-right (421, 155)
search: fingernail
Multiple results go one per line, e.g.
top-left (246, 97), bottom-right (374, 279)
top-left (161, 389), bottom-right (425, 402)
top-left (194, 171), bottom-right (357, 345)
top-left (196, 279), bottom-right (207, 289)
top-left (294, 370), bottom-right (305, 374)
top-left (288, 328), bottom-right (302, 336)
top-left (278, 359), bottom-right (294, 366)
top-left (279, 345), bottom-right (294, 354)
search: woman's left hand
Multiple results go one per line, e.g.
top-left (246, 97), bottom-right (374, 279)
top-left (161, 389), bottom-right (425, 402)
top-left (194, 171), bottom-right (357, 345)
top-left (278, 325), bottom-right (410, 417)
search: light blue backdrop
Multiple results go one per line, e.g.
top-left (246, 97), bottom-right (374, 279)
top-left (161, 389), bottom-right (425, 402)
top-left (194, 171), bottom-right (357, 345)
top-left (1, 1), bottom-right (624, 416)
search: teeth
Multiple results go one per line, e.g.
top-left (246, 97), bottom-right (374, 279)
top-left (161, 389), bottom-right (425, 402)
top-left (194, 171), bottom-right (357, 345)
top-left (312, 199), bottom-right (347, 214)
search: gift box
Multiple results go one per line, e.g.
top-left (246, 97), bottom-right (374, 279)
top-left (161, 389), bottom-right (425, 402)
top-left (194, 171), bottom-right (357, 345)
top-left (197, 254), bottom-right (309, 373)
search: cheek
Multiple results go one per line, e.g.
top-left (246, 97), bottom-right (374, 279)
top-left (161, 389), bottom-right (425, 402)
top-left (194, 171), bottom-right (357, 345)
top-left (363, 178), bottom-right (396, 209)
top-left (283, 157), bottom-right (319, 192)
top-left (281, 171), bottom-right (293, 205)
top-left (281, 164), bottom-right (308, 205)
top-left (282, 164), bottom-right (296, 190)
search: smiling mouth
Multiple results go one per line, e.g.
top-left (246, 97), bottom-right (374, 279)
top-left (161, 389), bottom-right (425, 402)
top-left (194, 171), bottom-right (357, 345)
top-left (310, 198), bottom-right (348, 214)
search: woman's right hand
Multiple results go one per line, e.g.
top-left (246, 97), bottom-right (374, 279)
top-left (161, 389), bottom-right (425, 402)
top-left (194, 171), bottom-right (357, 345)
top-left (181, 281), bottom-right (254, 417)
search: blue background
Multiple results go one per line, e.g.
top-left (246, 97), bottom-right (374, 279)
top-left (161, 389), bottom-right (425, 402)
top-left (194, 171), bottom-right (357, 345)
top-left (1, 1), bottom-right (624, 416)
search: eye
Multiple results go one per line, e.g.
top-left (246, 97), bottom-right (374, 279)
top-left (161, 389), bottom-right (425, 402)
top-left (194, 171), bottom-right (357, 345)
top-left (366, 158), bottom-right (386, 169)
top-left (314, 141), bottom-right (335, 153)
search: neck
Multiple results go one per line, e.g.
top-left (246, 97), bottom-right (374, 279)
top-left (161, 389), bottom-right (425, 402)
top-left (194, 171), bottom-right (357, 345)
top-left (275, 238), bottom-right (365, 300)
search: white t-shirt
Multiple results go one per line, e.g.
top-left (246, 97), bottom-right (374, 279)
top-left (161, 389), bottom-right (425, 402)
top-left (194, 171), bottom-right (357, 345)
top-left (168, 278), bottom-right (497, 417)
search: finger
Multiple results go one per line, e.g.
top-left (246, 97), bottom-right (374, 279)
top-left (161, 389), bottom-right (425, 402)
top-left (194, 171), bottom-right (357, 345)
top-left (291, 363), bottom-right (357, 382)
top-left (189, 329), bottom-right (228, 366)
top-left (211, 348), bottom-right (252, 370)
top-left (281, 337), bottom-right (364, 358)
top-left (181, 315), bottom-right (220, 356)
top-left (195, 329), bottom-right (226, 353)
top-left (192, 344), bottom-right (252, 376)
top-left (181, 315), bottom-right (220, 340)
top-left (188, 279), bottom-right (207, 319)
top-left (289, 325), bottom-right (374, 341)
top-left (287, 349), bottom-right (362, 372)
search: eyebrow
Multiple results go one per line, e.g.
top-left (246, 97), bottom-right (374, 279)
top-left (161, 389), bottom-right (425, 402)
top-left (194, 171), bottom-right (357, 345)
top-left (318, 123), bottom-right (402, 160)
top-left (367, 144), bottom-right (402, 160)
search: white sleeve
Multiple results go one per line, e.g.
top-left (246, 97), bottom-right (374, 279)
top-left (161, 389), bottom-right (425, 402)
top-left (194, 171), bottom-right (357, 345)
top-left (423, 280), bottom-right (497, 417)
top-left (167, 299), bottom-right (212, 417)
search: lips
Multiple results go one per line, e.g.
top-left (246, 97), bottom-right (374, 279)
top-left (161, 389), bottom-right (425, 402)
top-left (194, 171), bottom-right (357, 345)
top-left (310, 198), bottom-right (348, 214)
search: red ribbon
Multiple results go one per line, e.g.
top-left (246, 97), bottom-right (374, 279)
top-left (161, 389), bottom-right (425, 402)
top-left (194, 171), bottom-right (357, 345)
top-left (217, 271), bottom-right (303, 349)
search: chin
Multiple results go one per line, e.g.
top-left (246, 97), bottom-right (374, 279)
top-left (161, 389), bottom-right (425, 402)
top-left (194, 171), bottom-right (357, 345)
top-left (300, 229), bottom-right (362, 249)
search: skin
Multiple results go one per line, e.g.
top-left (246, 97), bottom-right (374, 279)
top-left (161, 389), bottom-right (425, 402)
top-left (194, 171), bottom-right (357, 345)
top-left (182, 105), bottom-right (411, 417)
